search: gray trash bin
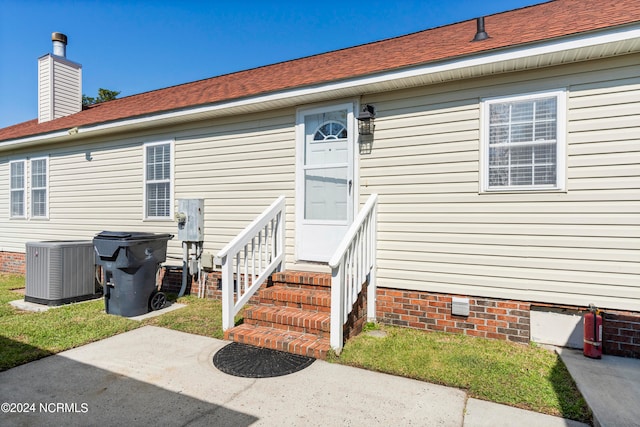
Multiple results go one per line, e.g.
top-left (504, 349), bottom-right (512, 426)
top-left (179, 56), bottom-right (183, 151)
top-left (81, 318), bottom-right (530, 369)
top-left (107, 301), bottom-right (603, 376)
top-left (93, 231), bottom-right (173, 317)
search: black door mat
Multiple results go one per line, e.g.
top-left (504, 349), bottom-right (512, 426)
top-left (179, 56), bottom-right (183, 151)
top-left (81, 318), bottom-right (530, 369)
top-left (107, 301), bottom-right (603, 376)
top-left (213, 342), bottom-right (315, 378)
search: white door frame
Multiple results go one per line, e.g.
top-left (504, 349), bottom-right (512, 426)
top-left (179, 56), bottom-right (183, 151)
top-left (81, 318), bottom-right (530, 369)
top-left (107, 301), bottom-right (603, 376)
top-left (295, 101), bottom-right (359, 262)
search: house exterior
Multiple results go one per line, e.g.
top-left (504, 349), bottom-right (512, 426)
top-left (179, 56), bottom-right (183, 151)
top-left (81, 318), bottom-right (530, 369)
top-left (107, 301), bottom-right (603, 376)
top-left (1, 0), bottom-right (639, 357)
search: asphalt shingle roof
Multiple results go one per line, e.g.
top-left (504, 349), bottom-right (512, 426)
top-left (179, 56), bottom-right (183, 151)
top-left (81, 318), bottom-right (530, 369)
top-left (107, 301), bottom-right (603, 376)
top-left (1, 0), bottom-right (639, 142)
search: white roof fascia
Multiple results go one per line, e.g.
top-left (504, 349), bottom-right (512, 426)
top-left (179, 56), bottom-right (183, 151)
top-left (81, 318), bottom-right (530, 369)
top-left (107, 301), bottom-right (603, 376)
top-left (2, 22), bottom-right (639, 151)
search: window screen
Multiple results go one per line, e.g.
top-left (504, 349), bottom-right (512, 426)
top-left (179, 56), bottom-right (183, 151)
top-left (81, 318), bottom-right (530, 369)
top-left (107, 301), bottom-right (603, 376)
top-left (487, 95), bottom-right (559, 189)
top-left (145, 143), bottom-right (172, 218)
top-left (31, 158), bottom-right (47, 217)
top-left (10, 161), bottom-right (25, 217)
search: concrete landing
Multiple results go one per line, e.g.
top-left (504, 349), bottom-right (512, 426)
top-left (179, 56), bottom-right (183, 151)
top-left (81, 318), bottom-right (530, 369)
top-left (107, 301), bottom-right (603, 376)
top-left (557, 347), bottom-right (640, 427)
top-left (9, 298), bottom-right (185, 320)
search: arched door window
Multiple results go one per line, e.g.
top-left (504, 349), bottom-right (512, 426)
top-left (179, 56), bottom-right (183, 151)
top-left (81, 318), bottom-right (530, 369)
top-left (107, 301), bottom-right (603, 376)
top-left (313, 121), bottom-right (347, 140)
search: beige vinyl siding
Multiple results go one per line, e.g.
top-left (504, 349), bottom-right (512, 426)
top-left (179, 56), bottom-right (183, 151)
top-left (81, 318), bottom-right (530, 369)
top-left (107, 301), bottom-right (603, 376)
top-left (0, 141), bottom-right (147, 250)
top-left (1, 52), bottom-right (638, 313)
top-left (37, 55), bottom-right (81, 123)
top-left (174, 109), bottom-right (297, 264)
top-left (360, 54), bottom-right (640, 312)
top-left (0, 109), bottom-right (298, 263)
top-left (51, 60), bottom-right (81, 119)
top-left (37, 56), bottom-right (51, 122)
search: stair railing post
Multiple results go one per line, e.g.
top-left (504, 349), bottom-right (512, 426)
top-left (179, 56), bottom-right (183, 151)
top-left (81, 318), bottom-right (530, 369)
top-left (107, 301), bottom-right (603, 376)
top-left (221, 254), bottom-right (235, 330)
top-left (367, 200), bottom-right (377, 322)
top-left (330, 261), bottom-right (345, 352)
top-left (277, 207), bottom-right (285, 272)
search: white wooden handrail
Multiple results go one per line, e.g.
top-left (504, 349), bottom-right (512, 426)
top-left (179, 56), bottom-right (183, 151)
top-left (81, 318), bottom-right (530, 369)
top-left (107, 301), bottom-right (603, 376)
top-left (329, 193), bottom-right (378, 353)
top-left (217, 196), bottom-right (286, 330)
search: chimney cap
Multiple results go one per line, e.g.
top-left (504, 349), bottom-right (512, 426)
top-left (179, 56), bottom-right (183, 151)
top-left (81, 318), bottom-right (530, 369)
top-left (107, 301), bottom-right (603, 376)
top-left (52, 32), bottom-right (67, 45)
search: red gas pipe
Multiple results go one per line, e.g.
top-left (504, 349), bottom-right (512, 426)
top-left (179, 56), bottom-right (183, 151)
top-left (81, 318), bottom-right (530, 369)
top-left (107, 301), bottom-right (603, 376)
top-left (583, 304), bottom-right (603, 359)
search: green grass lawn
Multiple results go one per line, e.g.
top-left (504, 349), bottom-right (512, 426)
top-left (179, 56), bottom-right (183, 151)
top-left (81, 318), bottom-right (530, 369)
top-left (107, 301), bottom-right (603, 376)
top-left (142, 295), bottom-right (227, 339)
top-left (0, 273), bottom-right (589, 423)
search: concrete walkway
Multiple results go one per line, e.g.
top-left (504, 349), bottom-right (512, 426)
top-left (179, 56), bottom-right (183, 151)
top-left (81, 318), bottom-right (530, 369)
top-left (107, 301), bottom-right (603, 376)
top-left (557, 347), bottom-right (640, 427)
top-left (0, 326), bottom-right (587, 426)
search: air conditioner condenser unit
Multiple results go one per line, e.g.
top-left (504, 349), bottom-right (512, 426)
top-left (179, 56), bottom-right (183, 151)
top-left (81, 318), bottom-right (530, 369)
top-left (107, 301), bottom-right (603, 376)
top-left (25, 241), bottom-right (101, 306)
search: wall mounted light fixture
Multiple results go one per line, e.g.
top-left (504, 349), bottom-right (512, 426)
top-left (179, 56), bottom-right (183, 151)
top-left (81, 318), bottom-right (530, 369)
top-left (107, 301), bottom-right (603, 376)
top-left (357, 104), bottom-right (375, 136)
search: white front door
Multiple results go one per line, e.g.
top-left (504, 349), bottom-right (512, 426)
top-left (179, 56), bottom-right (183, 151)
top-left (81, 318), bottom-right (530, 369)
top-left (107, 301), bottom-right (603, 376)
top-left (296, 103), bottom-right (355, 262)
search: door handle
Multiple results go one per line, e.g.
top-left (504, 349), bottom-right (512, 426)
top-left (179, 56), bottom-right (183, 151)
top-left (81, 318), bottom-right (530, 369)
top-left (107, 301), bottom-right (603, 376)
top-left (348, 179), bottom-right (352, 195)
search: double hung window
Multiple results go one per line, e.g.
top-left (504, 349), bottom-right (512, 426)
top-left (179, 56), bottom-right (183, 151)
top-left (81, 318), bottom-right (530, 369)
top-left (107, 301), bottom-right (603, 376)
top-left (31, 158), bottom-right (48, 218)
top-left (8, 157), bottom-right (48, 219)
top-left (144, 141), bottom-right (173, 219)
top-left (10, 161), bottom-right (25, 218)
top-left (482, 90), bottom-right (565, 191)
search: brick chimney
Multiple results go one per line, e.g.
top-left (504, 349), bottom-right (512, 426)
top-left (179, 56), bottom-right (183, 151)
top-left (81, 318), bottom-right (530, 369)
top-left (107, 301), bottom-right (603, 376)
top-left (38, 32), bottom-right (82, 123)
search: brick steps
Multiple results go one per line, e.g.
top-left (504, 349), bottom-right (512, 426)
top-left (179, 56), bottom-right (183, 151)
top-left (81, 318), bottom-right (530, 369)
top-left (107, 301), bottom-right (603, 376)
top-left (224, 271), bottom-right (332, 360)
top-left (244, 306), bottom-right (330, 337)
top-left (270, 271), bottom-right (331, 289)
top-left (259, 287), bottom-right (331, 312)
top-left (225, 324), bottom-right (331, 359)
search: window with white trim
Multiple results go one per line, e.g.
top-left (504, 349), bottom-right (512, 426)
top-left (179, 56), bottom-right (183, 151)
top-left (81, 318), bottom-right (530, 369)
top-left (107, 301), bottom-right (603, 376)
top-left (10, 160), bottom-right (26, 218)
top-left (482, 90), bottom-right (565, 191)
top-left (30, 157), bottom-right (48, 218)
top-left (144, 141), bottom-right (173, 219)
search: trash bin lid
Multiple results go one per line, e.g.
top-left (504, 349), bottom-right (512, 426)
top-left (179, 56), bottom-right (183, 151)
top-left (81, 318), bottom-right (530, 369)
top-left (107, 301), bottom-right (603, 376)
top-left (94, 231), bottom-right (173, 241)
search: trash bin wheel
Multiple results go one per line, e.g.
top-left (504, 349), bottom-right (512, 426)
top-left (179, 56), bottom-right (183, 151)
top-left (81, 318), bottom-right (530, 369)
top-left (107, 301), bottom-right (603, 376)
top-left (149, 291), bottom-right (167, 311)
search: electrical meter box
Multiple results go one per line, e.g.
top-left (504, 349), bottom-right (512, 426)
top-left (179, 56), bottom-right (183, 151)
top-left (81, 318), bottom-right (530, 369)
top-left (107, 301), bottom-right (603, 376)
top-left (176, 199), bottom-right (204, 241)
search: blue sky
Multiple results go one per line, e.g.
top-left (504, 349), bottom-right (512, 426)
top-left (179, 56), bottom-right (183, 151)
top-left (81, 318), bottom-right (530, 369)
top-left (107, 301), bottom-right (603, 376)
top-left (0, 0), bottom-right (544, 129)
